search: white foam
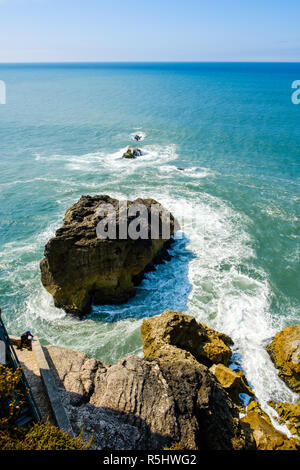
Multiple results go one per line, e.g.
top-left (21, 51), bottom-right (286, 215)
top-left (130, 131), bottom-right (147, 141)
top-left (0, 177), bottom-right (79, 188)
top-left (145, 189), bottom-right (298, 426)
top-left (37, 145), bottom-right (177, 178)
top-left (157, 165), bottom-right (214, 179)
top-left (179, 166), bottom-right (215, 178)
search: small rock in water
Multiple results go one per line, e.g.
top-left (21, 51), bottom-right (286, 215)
top-left (134, 134), bottom-right (142, 141)
top-left (177, 167), bottom-right (184, 171)
top-left (122, 147), bottom-right (142, 159)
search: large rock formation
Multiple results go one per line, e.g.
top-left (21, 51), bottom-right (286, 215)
top-left (45, 346), bottom-right (254, 450)
top-left (42, 311), bottom-right (300, 450)
top-left (266, 325), bottom-right (300, 393)
top-left (141, 310), bottom-right (233, 367)
top-left (40, 195), bottom-right (176, 316)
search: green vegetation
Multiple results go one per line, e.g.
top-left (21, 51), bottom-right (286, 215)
top-left (0, 365), bottom-right (92, 450)
top-left (163, 442), bottom-right (185, 450)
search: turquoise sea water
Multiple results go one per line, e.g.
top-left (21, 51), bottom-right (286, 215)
top-left (0, 63), bottom-right (299, 418)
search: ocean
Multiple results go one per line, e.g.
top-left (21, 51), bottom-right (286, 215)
top-left (0, 62), bottom-right (299, 418)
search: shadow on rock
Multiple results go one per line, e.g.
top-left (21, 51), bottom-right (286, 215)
top-left (44, 344), bottom-right (255, 450)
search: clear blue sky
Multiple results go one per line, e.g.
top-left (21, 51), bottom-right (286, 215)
top-left (0, 0), bottom-right (299, 62)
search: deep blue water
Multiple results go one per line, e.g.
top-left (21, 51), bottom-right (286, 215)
top-left (0, 62), bottom-right (299, 412)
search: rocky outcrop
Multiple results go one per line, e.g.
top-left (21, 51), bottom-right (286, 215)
top-left (40, 195), bottom-right (175, 316)
top-left (209, 363), bottom-right (255, 406)
top-left (39, 310), bottom-right (300, 450)
top-left (122, 147), bottom-right (142, 159)
top-left (42, 310), bottom-right (300, 450)
top-left (241, 400), bottom-right (300, 449)
top-left (45, 345), bottom-right (254, 450)
top-left (268, 400), bottom-right (300, 437)
top-left (265, 325), bottom-right (300, 441)
top-left (141, 310), bottom-right (233, 367)
top-left (242, 409), bottom-right (300, 450)
top-left (266, 325), bottom-right (300, 393)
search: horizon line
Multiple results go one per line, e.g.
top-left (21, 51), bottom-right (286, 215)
top-left (0, 60), bottom-right (300, 65)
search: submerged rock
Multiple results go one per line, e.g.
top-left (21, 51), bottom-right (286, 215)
top-left (40, 195), bottom-right (175, 316)
top-left (266, 325), bottom-right (300, 393)
top-left (141, 310), bottom-right (233, 367)
top-left (122, 147), bottom-right (142, 159)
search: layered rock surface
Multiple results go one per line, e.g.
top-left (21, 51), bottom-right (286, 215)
top-left (45, 348), bottom-right (253, 450)
top-left (40, 195), bottom-right (175, 316)
top-left (43, 311), bottom-right (257, 450)
top-left (41, 310), bottom-right (300, 450)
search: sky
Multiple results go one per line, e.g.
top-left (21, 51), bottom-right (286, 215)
top-left (0, 0), bottom-right (299, 62)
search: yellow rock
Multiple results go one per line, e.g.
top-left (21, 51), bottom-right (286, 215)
top-left (247, 400), bottom-right (271, 424)
top-left (141, 310), bottom-right (233, 367)
top-left (209, 363), bottom-right (255, 406)
top-left (242, 411), bottom-right (300, 450)
top-left (268, 400), bottom-right (300, 437)
top-left (266, 325), bottom-right (300, 393)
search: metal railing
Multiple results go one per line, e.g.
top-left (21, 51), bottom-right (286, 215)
top-left (0, 310), bottom-right (41, 423)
